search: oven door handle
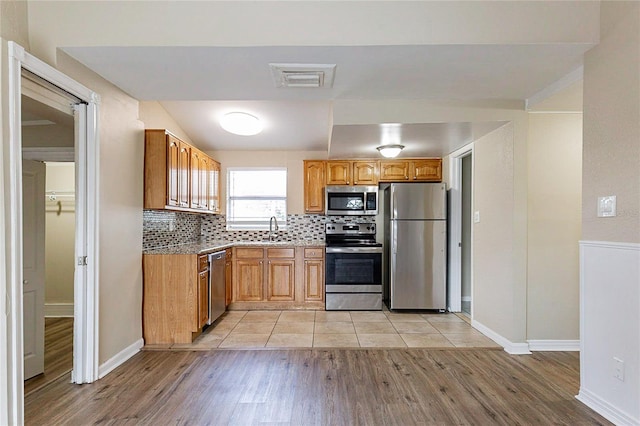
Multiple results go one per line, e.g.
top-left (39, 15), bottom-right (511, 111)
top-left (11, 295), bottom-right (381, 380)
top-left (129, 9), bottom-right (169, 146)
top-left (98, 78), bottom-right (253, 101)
top-left (326, 246), bottom-right (383, 254)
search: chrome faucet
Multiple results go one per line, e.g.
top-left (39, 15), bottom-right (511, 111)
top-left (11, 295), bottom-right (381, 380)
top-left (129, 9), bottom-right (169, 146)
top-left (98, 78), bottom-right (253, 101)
top-left (269, 216), bottom-right (279, 241)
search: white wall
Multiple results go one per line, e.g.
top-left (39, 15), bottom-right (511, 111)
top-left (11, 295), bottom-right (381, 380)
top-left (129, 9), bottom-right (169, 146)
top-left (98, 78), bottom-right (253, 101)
top-left (579, 2), bottom-right (640, 424)
top-left (526, 113), bottom-right (582, 341)
top-left (44, 162), bottom-right (75, 309)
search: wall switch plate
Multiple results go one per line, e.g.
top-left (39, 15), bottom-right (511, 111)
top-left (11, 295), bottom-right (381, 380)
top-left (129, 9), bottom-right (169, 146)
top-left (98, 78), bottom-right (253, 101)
top-left (473, 211), bottom-right (480, 223)
top-left (597, 196), bottom-right (617, 217)
top-left (613, 357), bottom-right (624, 381)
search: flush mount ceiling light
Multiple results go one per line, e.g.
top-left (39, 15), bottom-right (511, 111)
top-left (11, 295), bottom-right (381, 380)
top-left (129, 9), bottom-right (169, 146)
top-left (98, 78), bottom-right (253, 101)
top-left (376, 144), bottom-right (405, 158)
top-left (220, 112), bottom-right (263, 136)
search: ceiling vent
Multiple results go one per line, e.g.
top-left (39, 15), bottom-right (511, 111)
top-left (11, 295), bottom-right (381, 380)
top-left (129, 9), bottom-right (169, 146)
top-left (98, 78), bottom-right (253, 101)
top-left (269, 63), bottom-right (336, 88)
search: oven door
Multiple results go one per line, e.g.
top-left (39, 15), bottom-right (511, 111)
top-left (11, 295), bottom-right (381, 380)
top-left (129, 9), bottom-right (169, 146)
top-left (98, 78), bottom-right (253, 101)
top-left (325, 246), bottom-right (383, 310)
top-left (325, 247), bottom-right (382, 292)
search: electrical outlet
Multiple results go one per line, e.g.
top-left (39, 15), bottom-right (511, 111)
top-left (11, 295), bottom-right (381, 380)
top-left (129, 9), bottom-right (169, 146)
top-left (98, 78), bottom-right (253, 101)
top-left (473, 211), bottom-right (480, 223)
top-left (613, 357), bottom-right (624, 381)
top-left (597, 195), bottom-right (617, 217)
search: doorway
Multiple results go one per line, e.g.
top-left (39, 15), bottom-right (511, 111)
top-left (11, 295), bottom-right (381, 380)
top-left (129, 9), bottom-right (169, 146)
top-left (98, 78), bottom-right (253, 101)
top-left (460, 153), bottom-right (473, 317)
top-left (4, 41), bottom-right (100, 424)
top-left (446, 143), bottom-right (474, 314)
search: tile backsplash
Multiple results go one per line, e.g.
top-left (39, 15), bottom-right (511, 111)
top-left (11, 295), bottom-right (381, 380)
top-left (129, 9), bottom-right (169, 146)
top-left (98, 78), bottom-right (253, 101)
top-left (143, 210), bottom-right (376, 250)
top-left (143, 210), bottom-right (202, 250)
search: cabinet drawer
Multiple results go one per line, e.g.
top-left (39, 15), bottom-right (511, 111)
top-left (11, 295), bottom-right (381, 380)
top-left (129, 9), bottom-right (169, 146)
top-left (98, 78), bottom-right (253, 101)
top-left (198, 255), bottom-right (208, 272)
top-left (267, 247), bottom-right (295, 259)
top-left (236, 247), bottom-right (264, 259)
top-left (304, 248), bottom-right (324, 259)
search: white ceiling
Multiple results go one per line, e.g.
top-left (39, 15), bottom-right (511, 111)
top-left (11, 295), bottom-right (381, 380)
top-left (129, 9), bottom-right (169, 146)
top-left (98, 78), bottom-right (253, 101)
top-left (61, 41), bottom-right (591, 157)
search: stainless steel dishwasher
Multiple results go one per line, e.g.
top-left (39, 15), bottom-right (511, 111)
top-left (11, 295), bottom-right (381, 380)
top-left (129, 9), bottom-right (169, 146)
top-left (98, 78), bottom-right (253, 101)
top-left (207, 251), bottom-right (226, 325)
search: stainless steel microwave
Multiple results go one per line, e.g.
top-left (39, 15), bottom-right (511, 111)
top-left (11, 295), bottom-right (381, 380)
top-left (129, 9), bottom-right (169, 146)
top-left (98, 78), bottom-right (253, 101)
top-left (326, 185), bottom-right (378, 216)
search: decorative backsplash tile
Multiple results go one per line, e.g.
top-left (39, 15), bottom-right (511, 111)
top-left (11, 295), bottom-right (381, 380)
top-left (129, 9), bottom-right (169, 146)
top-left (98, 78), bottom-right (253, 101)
top-left (143, 210), bottom-right (202, 250)
top-left (143, 210), bottom-right (377, 250)
top-left (201, 214), bottom-right (328, 242)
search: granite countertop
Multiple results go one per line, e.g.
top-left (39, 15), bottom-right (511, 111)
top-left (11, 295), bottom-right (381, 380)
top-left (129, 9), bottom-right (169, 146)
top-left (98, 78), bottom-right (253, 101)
top-left (143, 239), bottom-right (326, 255)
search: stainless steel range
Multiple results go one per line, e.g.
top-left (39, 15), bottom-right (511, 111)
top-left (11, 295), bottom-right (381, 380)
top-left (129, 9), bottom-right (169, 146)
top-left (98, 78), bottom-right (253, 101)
top-left (324, 222), bottom-right (383, 310)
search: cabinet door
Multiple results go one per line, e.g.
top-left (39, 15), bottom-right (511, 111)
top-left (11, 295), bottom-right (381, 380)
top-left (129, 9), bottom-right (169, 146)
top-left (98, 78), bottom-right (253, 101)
top-left (177, 141), bottom-right (191, 207)
top-left (190, 149), bottom-right (201, 209)
top-left (225, 259), bottom-right (232, 307)
top-left (166, 136), bottom-right (180, 207)
top-left (379, 161), bottom-right (411, 182)
top-left (326, 161), bottom-right (352, 185)
top-left (235, 259), bottom-right (264, 301)
top-left (353, 161), bottom-right (379, 185)
top-left (210, 160), bottom-right (221, 213)
top-left (411, 159), bottom-right (442, 181)
top-left (198, 270), bottom-right (209, 328)
top-left (303, 160), bottom-right (325, 213)
top-left (267, 259), bottom-right (295, 301)
top-left (198, 154), bottom-right (209, 210)
top-left (304, 259), bottom-right (324, 301)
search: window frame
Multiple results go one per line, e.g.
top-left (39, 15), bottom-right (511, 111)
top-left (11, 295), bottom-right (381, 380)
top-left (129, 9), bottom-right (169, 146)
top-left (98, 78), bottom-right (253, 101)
top-left (226, 167), bottom-right (288, 231)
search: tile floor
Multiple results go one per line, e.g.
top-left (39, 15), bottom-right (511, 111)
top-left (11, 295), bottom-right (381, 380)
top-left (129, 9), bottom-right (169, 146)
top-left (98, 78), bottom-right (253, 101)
top-left (157, 310), bottom-right (501, 350)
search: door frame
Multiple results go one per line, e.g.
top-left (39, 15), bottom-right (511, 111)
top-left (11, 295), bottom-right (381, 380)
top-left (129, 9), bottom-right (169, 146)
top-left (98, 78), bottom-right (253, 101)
top-left (3, 42), bottom-right (100, 424)
top-left (447, 142), bottom-right (474, 313)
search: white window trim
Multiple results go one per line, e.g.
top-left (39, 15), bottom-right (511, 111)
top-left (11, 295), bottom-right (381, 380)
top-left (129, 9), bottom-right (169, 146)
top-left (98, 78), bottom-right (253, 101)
top-left (226, 167), bottom-right (287, 231)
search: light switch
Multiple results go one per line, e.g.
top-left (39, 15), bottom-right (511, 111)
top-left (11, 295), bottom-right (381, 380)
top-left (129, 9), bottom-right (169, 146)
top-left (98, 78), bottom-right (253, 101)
top-left (473, 211), bottom-right (480, 223)
top-left (597, 196), bottom-right (616, 217)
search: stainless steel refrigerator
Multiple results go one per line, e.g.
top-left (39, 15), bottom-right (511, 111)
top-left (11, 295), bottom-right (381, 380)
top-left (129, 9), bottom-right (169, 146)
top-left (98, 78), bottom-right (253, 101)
top-left (384, 183), bottom-right (447, 310)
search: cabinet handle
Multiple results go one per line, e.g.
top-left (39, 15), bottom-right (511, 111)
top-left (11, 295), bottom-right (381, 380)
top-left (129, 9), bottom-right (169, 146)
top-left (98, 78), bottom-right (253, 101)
top-left (405, 176), bottom-right (409, 180)
top-left (413, 176), bottom-right (417, 180)
top-left (354, 181), bottom-right (357, 184)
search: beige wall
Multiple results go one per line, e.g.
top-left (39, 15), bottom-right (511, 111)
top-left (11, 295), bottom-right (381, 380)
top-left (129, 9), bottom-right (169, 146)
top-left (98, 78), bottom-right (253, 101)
top-left (472, 122), bottom-right (524, 342)
top-left (138, 101), bottom-right (193, 144)
top-left (53, 51), bottom-right (145, 364)
top-left (583, 2), bottom-right (640, 243)
top-left (526, 113), bottom-right (582, 340)
top-left (208, 150), bottom-right (328, 216)
top-left (44, 162), bottom-right (75, 305)
top-left (0, 1), bottom-right (29, 50)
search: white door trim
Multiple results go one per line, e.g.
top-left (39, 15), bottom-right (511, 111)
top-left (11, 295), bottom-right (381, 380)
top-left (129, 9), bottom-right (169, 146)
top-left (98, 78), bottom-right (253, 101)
top-left (447, 143), bottom-right (474, 313)
top-left (4, 41), bottom-right (100, 425)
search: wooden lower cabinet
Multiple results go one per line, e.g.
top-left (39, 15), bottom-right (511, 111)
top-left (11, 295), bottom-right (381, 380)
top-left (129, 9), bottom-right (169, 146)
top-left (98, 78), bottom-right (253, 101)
top-left (225, 249), bottom-right (233, 307)
top-left (230, 246), bottom-right (324, 310)
top-left (143, 253), bottom-right (209, 344)
top-left (303, 247), bottom-right (324, 302)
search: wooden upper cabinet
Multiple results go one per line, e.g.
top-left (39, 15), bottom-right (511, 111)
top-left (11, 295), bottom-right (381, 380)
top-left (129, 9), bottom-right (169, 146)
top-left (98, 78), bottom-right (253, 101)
top-left (379, 160), bottom-right (411, 182)
top-left (166, 136), bottom-right (180, 207)
top-left (326, 161), bottom-right (352, 185)
top-left (326, 160), bottom-right (379, 186)
top-left (379, 159), bottom-right (442, 182)
top-left (177, 141), bottom-right (191, 208)
top-left (411, 159), bottom-right (442, 181)
top-left (144, 129), bottom-right (220, 213)
top-left (352, 161), bottom-right (379, 185)
top-left (190, 149), bottom-right (202, 209)
top-left (303, 160), bottom-right (325, 213)
top-left (209, 159), bottom-right (221, 214)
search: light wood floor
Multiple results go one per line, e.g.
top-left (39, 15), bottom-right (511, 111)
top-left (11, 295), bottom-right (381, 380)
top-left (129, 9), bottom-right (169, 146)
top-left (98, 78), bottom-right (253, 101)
top-left (24, 317), bottom-right (73, 396)
top-left (24, 348), bottom-right (609, 425)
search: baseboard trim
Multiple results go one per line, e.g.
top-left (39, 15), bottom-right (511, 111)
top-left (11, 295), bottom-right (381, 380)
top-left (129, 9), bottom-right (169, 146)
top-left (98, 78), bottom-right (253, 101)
top-left (45, 303), bottom-right (74, 317)
top-left (577, 388), bottom-right (640, 426)
top-left (472, 320), bottom-right (531, 355)
top-left (527, 340), bottom-right (580, 351)
top-left (98, 338), bottom-right (144, 379)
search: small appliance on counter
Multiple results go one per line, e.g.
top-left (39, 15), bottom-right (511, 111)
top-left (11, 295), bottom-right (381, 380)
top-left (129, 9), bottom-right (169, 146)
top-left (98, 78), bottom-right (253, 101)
top-left (324, 222), bottom-right (383, 310)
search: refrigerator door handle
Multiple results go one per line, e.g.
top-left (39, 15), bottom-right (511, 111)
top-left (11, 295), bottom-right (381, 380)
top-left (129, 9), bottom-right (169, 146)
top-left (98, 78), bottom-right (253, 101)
top-left (392, 222), bottom-right (397, 254)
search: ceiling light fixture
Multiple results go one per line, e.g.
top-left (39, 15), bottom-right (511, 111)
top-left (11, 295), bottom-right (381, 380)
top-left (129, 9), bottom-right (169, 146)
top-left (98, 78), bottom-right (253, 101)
top-left (376, 144), bottom-right (405, 158)
top-left (220, 112), bottom-right (263, 136)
